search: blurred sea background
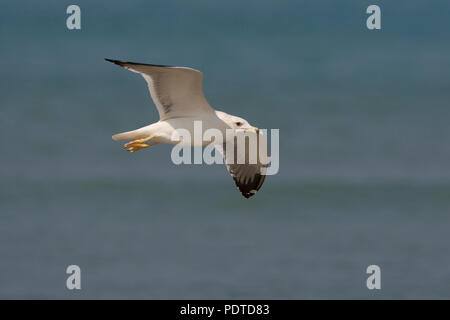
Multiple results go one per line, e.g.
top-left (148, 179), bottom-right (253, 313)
top-left (1, 0), bottom-right (450, 299)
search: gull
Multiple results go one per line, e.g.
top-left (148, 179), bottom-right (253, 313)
top-left (106, 59), bottom-right (267, 198)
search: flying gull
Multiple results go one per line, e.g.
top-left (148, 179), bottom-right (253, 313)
top-left (105, 59), bottom-right (267, 198)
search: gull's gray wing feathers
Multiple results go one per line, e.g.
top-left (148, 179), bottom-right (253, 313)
top-left (105, 59), bottom-right (213, 121)
top-left (216, 133), bottom-right (268, 199)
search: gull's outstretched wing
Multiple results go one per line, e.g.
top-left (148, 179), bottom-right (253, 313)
top-left (216, 132), bottom-right (268, 199)
top-left (105, 59), bottom-right (214, 121)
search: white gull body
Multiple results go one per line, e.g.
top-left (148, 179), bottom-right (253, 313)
top-left (106, 59), bottom-right (267, 198)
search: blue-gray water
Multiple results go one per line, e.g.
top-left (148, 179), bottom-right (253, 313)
top-left (1, 0), bottom-right (450, 299)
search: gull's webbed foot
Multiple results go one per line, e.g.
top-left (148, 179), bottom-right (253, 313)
top-left (124, 136), bottom-right (159, 153)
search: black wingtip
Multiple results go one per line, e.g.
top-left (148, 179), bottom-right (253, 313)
top-left (105, 58), bottom-right (125, 66)
top-left (236, 175), bottom-right (265, 199)
top-left (104, 58), bottom-right (173, 68)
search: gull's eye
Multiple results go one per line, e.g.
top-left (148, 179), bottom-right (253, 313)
top-left (236, 122), bottom-right (243, 127)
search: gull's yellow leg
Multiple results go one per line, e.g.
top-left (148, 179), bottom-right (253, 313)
top-left (127, 141), bottom-right (159, 153)
top-left (122, 135), bottom-right (160, 153)
top-left (124, 135), bottom-right (155, 148)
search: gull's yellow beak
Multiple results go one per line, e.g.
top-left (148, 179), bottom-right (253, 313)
top-left (250, 126), bottom-right (261, 135)
top-left (240, 126), bottom-right (261, 135)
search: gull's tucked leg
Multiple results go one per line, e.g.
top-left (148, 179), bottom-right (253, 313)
top-left (124, 135), bottom-right (155, 148)
top-left (127, 141), bottom-right (159, 153)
